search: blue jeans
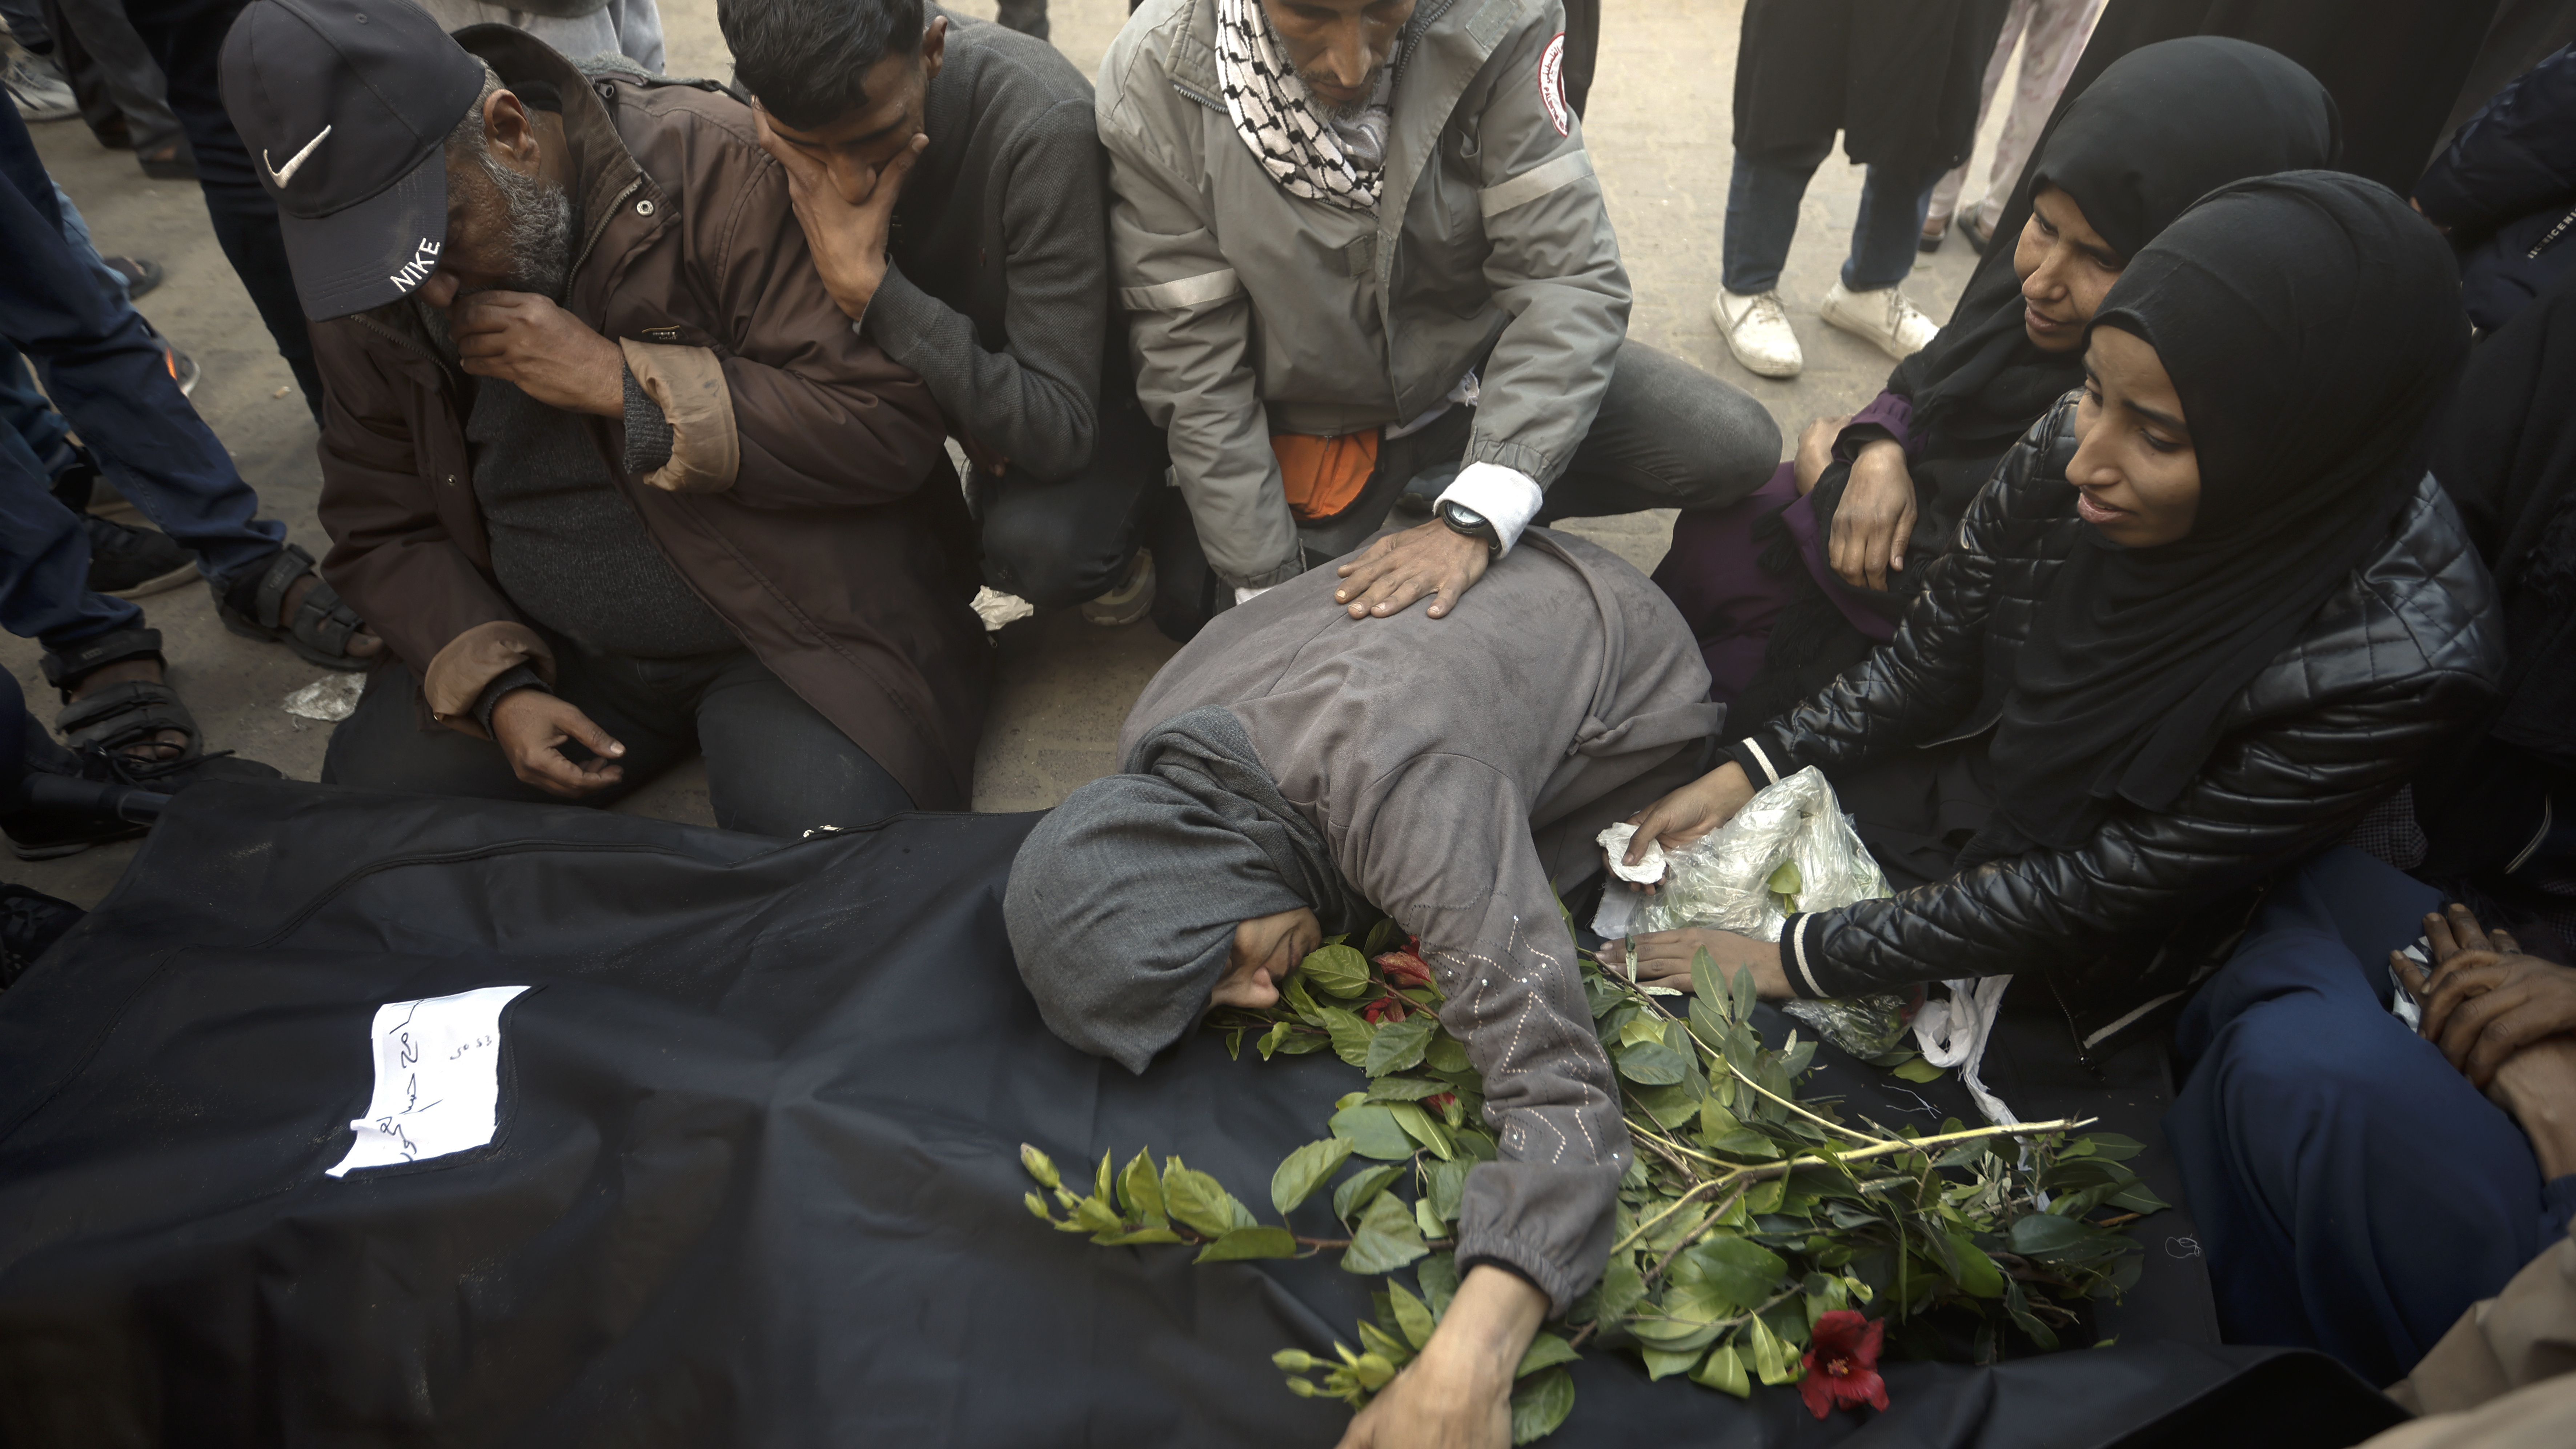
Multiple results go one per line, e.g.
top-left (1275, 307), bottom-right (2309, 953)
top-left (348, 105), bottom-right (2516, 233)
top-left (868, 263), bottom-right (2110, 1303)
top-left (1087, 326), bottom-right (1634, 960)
top-left (0, 103), bottom-right (283, 652)
top-left (2166, 847), bottom-right (2576, 1386)
top-left (2, 180), bottom-right (136, 485)
top-left (1721, 139), bottom-right (1941, 296)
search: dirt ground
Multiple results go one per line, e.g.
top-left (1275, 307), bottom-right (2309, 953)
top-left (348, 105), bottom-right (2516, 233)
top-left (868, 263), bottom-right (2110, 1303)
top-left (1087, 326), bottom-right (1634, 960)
top-left (2, 0), bottom-right (2013, 903)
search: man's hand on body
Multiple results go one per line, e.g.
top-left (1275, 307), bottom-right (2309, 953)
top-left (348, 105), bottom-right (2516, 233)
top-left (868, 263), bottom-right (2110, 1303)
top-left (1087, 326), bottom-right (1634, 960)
top-left (449, 291), bottom-right (626, 416)
top-left (1334, 520), bottom-right (1491, 620)
top-left (490, 689), bottom-right (629, 797)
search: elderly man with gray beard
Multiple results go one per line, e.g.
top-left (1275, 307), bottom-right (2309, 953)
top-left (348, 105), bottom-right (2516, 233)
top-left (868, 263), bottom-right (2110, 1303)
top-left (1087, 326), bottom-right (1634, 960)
top-left (218, 0), bottom-right (991, 836)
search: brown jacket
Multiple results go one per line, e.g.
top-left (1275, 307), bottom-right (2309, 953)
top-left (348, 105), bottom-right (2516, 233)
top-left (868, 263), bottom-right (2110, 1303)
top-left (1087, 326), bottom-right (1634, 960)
top-left (310, 29), bottom-right (988, 809)
top-left (2366, 1225), bottom-right (2576, 1449)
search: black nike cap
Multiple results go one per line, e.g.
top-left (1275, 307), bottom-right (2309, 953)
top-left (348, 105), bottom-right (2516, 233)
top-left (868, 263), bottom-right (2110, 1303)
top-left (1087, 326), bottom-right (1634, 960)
top-left (219, 0), bottom-right (490, 321)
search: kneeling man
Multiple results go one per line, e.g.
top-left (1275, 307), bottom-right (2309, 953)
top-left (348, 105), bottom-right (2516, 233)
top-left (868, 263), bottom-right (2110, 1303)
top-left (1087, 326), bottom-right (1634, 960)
top-left (1006, 529), bottom-right (1719, 1441)
top-left (222, 0), bottom-right (987, 834)
top-left (1099, 0), bottom-right (1780, 628)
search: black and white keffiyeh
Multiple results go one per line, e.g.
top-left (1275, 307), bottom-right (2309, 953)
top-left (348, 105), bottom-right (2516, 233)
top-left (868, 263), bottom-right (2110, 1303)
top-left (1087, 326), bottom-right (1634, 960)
top-left (1215, 0), bottom-right (1385, 210)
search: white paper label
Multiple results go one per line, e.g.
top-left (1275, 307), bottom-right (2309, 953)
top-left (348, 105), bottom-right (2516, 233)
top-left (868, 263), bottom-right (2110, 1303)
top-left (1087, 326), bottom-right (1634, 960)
top-left (326, 984), bottom-right (531, 1178)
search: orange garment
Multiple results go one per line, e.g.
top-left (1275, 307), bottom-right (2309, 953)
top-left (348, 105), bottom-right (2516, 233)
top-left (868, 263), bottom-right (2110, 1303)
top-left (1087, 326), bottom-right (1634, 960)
top-left (1270, 431), bottom-right (1378, 521)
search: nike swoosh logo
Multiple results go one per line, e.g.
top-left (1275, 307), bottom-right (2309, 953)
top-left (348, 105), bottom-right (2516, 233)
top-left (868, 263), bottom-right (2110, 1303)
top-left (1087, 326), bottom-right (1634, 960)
top-left (262, 124), bottom-right (332, 187)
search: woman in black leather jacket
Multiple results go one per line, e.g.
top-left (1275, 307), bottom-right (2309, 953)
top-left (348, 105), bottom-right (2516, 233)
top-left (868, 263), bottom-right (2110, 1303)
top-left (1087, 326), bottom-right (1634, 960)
top-left (1611, 172), bottom-right (2504, 1057)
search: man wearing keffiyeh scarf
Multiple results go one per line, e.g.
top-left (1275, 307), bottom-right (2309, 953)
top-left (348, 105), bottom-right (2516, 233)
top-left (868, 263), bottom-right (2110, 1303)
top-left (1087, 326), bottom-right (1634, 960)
top-left (1097, 0), bottom-right (1779, 640)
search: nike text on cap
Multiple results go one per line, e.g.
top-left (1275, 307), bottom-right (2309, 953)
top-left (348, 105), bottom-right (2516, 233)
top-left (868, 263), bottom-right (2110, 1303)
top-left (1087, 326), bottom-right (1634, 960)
top-left (218, 0), bottom-right (490, 321)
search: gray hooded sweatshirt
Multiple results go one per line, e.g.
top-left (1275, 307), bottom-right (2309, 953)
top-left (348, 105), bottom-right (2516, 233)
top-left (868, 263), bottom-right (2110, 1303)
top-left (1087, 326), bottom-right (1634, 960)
top-left (1106, 531), bottom-right (1717, 1312)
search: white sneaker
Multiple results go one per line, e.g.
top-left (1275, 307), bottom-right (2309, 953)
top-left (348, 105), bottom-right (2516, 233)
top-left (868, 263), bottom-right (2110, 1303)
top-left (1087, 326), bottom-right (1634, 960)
top-left (1820, 280), bottom-right (1939, 361)
top-left (4, 46), bottom-right (76, 124)
top-left (1712, 288), bottom-right (1803, 379)
top-left (1079, 548), bottom-right (1155, 628)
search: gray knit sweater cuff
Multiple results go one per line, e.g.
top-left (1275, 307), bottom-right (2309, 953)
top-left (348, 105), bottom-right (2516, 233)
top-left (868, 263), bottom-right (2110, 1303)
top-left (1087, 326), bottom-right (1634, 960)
top-left (474, 663), bottom-right (551, 735)
top-left (621, 365), bottom-right (673, 475)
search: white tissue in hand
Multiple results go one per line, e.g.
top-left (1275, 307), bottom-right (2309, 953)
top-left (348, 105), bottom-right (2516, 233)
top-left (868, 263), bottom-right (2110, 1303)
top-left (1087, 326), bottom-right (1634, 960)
top-left (1597, 822), bottom-right (1666, 883)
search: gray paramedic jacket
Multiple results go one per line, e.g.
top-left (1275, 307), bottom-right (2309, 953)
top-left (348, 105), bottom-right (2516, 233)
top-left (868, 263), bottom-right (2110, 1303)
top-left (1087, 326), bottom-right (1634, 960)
top-left (1116, 529), bottom-right (1720, 1312)
top-left (1096, 0), bottom-right (1630, 590)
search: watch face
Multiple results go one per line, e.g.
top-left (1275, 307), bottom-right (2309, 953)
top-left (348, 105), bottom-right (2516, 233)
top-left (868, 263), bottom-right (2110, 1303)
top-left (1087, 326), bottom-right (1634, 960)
top-left (1444, 502), bottom-right (1488, 529)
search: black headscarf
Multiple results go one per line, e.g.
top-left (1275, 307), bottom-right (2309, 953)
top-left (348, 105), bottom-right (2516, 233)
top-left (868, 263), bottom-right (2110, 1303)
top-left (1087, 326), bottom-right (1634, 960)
top-left (1004, 707), bottom-right (1359, 1073)
top-left (1980, 172), bottom-right (2467, 854)
top-left (1892, 38), bottom-right (2341, 471)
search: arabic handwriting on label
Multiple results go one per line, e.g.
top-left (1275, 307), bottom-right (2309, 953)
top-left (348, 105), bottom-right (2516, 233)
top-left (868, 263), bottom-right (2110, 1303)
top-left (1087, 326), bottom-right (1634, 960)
top-left (326, 985), bottom-right (530, 1178)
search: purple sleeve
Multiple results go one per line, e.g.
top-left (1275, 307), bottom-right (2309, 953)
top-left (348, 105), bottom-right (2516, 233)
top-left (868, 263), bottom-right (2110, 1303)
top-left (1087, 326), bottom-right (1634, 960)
top-left (1834, 390), bottom-right (1918, 462)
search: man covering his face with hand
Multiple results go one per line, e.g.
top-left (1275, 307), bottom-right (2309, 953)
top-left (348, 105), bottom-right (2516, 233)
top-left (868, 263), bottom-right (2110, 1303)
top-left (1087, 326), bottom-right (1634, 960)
top-left (221, 0), bottom-right (989, 835)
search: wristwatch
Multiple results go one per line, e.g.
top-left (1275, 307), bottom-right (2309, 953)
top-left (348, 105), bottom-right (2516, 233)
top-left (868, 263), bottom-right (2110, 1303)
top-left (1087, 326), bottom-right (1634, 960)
top-left (1437, 499), bottom-right (1502, 557)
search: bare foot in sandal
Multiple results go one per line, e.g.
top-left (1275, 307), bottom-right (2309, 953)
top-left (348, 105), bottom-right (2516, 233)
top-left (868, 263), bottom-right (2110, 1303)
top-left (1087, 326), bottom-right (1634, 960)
top-left (63, 659), bottom-right (190, 762)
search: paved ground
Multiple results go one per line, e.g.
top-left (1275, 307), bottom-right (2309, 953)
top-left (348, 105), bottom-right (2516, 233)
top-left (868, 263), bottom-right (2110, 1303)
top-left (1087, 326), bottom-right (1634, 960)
top-left (3, 0), bottom-right (2010, 903)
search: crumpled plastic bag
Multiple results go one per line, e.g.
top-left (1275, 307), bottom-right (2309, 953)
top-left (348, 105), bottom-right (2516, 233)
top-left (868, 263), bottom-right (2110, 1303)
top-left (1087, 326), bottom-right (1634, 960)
top-left (1593, 766), bottom-right (1916, 1058)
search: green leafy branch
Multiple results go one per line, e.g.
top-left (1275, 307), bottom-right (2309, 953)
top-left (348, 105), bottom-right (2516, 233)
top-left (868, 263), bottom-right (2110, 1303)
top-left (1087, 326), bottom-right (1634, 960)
top-left (1021, 916), bottom-right (2171, 1441)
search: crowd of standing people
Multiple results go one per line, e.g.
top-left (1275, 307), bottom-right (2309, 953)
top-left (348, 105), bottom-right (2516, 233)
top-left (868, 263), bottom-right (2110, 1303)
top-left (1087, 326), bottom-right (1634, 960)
top-left (3, 0), bottom-right (2576, 1444)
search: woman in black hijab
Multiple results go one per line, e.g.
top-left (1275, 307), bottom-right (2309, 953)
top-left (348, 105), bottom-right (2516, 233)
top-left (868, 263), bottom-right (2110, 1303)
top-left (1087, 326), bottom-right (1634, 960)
top-left (1655, 37), bottom-right (2338, 720)
top-left (1609, 172), bottom-right (2499, 1064)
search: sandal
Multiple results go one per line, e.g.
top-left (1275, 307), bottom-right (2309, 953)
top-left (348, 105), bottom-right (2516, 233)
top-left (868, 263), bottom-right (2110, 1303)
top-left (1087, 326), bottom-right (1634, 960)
top-left (216, 543), bottom-right (372, 671)
top-left (1961, 213), bottom-right (1996, 255)
top-left (55, 680), bottom-right (204, 765)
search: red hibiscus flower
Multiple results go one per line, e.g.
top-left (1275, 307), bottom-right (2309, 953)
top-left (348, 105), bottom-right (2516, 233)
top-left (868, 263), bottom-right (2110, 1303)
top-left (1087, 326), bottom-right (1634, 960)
top-left (1360, 996), bottom-right (1408, 1025)
top-left (1797, 1310), bottom-right (1887, 1419)
top-left (1373, 947), bottom-right (1433, 989)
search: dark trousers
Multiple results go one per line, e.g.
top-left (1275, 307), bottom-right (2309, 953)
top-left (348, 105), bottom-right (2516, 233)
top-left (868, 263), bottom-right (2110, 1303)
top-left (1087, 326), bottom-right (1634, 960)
top-left (0, 104), bottom-right (282, 653)
top-left (2165, 846), bottom-right (2576, 1386)
top-left (120, 0), bottom-right (321, 420)
top-left (322, 640), bottom-right (915, 840)
top-left (1721, 138), bottom-right (1944, 295)
top-left (1152, 341), bottom-right (1782, 641)
top-left (975, 392), bottom-right (1167, 610)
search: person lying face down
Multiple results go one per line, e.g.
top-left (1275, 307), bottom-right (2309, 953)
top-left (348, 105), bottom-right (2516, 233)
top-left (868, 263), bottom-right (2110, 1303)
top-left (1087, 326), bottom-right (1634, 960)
top-left (1612, 173), bottom-right (2502, 1060)
top-left (1006, 528), bottom-right (1720, 1446)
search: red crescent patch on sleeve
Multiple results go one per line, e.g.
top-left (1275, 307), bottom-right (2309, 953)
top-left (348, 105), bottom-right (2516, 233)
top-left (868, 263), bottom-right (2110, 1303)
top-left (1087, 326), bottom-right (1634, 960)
top-left (1538, 31), bottom-right (1570, 136)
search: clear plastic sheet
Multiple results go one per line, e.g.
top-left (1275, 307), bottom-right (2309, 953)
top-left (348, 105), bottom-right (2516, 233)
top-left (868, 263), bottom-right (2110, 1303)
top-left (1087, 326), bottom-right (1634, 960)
top-left (1608, 767), bottom-right (1917, 1058)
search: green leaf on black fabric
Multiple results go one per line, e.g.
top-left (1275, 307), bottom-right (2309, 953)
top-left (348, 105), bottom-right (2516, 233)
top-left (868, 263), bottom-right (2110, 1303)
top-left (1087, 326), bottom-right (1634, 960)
top-left (1344, 1192), bottom-right (1429, 1274)
top-left (1417, 1252), bottom-right (1461, 1318)
top-left (1516, 1332), bottom-right (1579, 1378)
top-left (1390, 1282), bottom-right (1438, 1350)
top-left (1118, 1149), bottom-right (1167, 1224)
top-left (1365, 1074), bottom-right (1450, 1102)
top-left (1414, 1196), bottom-right (1445, 1239)
top-left (1331, 1103), bottom-right (1416, 1161)
top-left (1425, 1032), bottom-right (1472, 1074)
top-left (1280, 977), bottom-right (1329, 1026)
top-left (1302, 943), bottom-right (1373, 998)
top-left (1424, 1157), bottom-right (1470, 1223)
top-left (1387, 1101), bottom-right (1454, 1159)
top-left (1256, 1020), bottom-right (1295, 1060)
top-left (1945, 1230), bottom-right (2007, 1297)
top-left (1361, 917), bottom-right (1408, 957)
top-left (1365, 1014), bottom-right (1437, 1076)
top-left (1616, 1040), bottom-right (1690, 1086)
top-left (1335, 1162), bottom-right (1405, 1222)
top-left (1693, 1343), bottom-right (1752, 1397)
top-left (1640, 1346), bottom-right (1702, 1381)
top-left (1319, 1006), bottom-right (1376, 1069)
top-left (1509, 1366), bottom-right (1576, 1444)
top-left (1890, 1056), bottom-right (1948, 1082)
top-left (1193, 1226), bottom-right (1298, 1262)
top-left (1271, 1137), bottom-right (1355, 1216)
top-left (2009, 1212), bottom-right (2106, 1259)
top-left (1091, 1225), bottom-right (1185, 1246)
top-left (1162, 1159), bottom-right (1249, 1237)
